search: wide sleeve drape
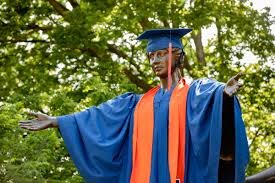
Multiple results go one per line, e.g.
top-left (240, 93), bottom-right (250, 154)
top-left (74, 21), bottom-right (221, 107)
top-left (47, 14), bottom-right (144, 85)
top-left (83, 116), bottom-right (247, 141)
top-left (185, 78), bottom-right (249, 183)
top-left (57, 93), bottom-right (141, 183)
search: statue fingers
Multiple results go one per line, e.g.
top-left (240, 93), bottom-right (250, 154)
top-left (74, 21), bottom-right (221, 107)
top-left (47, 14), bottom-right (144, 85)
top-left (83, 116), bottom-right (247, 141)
top-left (238, 81), bottom-right (243, 87)
top-left (27, 111), bottom-right (39, 117)
top-left (20, 125), bottom-right (34, 130)
top-left (232, 85), bottom-right (242, 95)
top-left (28, 127), bottom-right (41, 131)
top-left (233, 71), bottom-right (243, 81)
top-left (19, 123), bottom-right (33, 127)
top-left (23, 125), bottom-right (42, 131)
top-left (20, 118), bottom-right (37, 122)
top-left (19, 119), bottom-right (40, 123)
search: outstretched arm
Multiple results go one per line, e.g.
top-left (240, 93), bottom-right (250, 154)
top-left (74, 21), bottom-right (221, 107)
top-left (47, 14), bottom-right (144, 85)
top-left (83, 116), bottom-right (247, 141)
top-left (19, 112), bottom-right (58, 131)
top-left (245, 166), bottom-right (275, 183)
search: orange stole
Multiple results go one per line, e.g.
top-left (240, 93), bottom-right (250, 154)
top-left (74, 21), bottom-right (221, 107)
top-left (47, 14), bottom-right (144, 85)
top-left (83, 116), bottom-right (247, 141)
top-left (131, 79), bottom-right (189, 183)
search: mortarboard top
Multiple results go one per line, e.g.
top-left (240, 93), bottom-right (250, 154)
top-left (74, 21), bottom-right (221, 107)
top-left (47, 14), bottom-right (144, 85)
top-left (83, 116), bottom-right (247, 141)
top-left (137, 28), bottom-right (192, 52)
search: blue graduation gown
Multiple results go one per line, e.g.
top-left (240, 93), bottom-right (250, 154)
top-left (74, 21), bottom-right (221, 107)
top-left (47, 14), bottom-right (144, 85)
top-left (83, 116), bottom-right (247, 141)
top-left (57, 79), bottom-right (249, 183)
top-left (58, 93), bottom-right (140, 183)
top-left (185, 79), bottom-right (249, 183)
top-left (150, 87), bottom-right (174, 183)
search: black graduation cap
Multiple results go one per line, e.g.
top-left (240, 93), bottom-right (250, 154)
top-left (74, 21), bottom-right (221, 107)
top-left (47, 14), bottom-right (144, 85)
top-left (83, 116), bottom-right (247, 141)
top-left (137, 28), bottom-right (192, 52)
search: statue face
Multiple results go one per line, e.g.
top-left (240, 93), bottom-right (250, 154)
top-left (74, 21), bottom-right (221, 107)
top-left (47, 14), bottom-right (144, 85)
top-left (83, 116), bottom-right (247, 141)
top-left (148, 48), bottom-right (182, 78)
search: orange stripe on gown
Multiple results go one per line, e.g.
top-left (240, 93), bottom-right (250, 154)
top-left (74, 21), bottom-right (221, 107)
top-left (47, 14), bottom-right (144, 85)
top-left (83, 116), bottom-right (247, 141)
top-left (131, 79), bottom-right (189, 183)
top-left (131, 86), bottom-right (159, 183)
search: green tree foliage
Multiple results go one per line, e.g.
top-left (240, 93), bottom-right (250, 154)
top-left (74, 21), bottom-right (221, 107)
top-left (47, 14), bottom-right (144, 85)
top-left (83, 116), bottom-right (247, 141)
top-left (0, 0), bottom-right (274, 181)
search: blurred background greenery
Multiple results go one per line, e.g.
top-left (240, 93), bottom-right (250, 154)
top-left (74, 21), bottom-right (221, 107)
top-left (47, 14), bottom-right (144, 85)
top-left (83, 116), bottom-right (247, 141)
top-left (0, 0), bottom-right (274, 182)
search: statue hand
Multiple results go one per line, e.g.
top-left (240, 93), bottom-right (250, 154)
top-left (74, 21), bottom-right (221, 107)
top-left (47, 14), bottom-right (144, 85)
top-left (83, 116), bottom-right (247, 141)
top-left (224, 72), bottom-right (243, 97)
top-left (19, 111), bottom-right (58, 131)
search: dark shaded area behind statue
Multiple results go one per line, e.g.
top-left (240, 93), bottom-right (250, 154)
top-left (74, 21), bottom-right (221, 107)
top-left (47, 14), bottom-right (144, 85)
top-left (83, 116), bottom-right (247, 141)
top-left (214, 94), bottom-right (274, 183)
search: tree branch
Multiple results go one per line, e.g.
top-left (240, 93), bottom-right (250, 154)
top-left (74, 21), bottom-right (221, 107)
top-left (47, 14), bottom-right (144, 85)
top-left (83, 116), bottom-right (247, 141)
top-left (108, 44), bottom-right (141, 72)
top-left (183, 55), bottom-right (192, 71)
top-left (162, 19), bottom-right (170, 27)
top-left (249, 127), bottom-right (261, 148)
top-left (107, 44), bottom-right (151, 91)
top-left (215, 16), bottom-right (226, 62)
top-left (26, 23), bottom-right (52, 32)
top-left (128, 45), bottom-right (143, 74)
top-left (79, 47), bottom-right (99, 58)
top-left (191, 29), bottom-right (206, 65)
top-left (107, 44), bottom-right (128, 59)
top-left (123, 68), bottom-right (151, 92)
top-left (47, 0), bottom-right (69, 17)
top-left (139, 18), bottom-right (150, 30)
top-left (0, 39), bottom-right (50, 43)
top-left (68, 0), bottom-right (79, 8)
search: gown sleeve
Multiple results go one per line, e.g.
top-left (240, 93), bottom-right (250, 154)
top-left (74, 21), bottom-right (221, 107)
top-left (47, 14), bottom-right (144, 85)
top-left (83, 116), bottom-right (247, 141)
top-left (185, 78), bottom-right (249, 183)
top-left (57, 92), bottom-right (141, 183)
